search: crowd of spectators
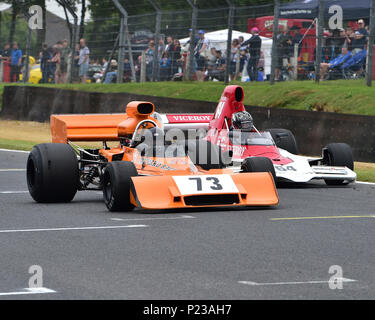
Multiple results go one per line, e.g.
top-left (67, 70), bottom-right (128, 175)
top-left (0, 18), bottom-right (370, 84)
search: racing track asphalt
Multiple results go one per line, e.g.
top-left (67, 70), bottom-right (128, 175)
top-left (0, 149), bottom-right (375, 300)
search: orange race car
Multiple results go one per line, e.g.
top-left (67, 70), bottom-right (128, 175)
top-left (26, 101), bottom-right (279, 212)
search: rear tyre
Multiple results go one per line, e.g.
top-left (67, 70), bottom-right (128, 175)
top-left (27, 143), bottom-right (79, 203)
top-left (187, 140), bottom-right (227, 170)
top-left (324, 143), bottom-right (354, 186)
top-left (242, 157), bottom-right (276, 182)
top-left (103, 161), bottom-right (138, 212)
top-left (268, 128), bottom-right (298, 154)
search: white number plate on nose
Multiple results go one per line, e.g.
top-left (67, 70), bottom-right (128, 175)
top-left (173, 175), bottom-right (239, 196)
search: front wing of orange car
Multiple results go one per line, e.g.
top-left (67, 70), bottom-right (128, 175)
top-left (129, 173), bottom-right (279, 210)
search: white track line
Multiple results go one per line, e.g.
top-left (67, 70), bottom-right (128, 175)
top-left (0, 287), bottom-right (56, 297)
top-left (110, 215), bottom-right (196, 222)
top-left (238, 278), bottom-right (357, 286)
top-left (0, 148), bottom-right (29, 154)
top-left (0, 191), bottom-right (29, 194)
top-left (356, 181), bottom-right (375, 186)
top-left (0, 225), bottom-right (149, 234)
top-left (0, 169), bottom-right (26, 172)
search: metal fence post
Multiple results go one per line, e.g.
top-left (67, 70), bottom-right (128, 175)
top-left (293, 43), bottom-right (298, 80)
top-left (57, 0), bottom-right (78, 84)
top-left (225, 0), bottom-right (234, 85)
top-left (112, 0), bottom-right (136, 82)
top-left (140, 51), bottom-right (146, 82)
top-left (186, 0), bottom-right (198, 81)
top-left (366, 0), bottom-right (375, 86)
top-left (270, 0), bottom-right (280, 85)
top-left (315, 0), bottom-right (324, 83)
top-left (149, 0), bottom-right (161, 82)
top-left (15, 0), bottom-right (31, 83)
top-left (117, 17), bottom-right (125, 84)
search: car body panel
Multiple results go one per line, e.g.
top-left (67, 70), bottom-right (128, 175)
top-left (160, 85), bottom-right (357, 184)
top-left (50, 99), bottom-right (279, 210)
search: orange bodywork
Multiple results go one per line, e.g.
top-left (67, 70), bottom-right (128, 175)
top-left (49, 100), bottom-right (279, 210)
top-left (51, 101), bottom-right (160, 143)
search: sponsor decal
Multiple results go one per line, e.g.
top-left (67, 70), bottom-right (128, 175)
top-left (167, 114), bottom-right (213, 123)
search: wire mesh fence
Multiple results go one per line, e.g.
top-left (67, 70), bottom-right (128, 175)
top-left (0, 0), bottom-right (373, 86)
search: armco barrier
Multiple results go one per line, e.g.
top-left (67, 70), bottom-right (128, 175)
top-left (1, 85), bottom-right (375, 162)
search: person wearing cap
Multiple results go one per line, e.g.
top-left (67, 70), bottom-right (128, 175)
top-left (194, 30), bottom-right (210, 72)
top-left (351, 19), bottom-right (368, 54)
top-left (242, 27), bottom-right (262, 82)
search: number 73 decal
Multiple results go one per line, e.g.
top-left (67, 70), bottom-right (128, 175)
top-left (173, 175), bottom-right (239, 195)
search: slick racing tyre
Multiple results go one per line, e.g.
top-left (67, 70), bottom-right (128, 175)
top-left (103, 161), bottom-right (138, 212)
top-left (268, 128), bottom-right (298, 155)
top-left (27, 143), bottom-right (79, 203)
top-left (187, 140), bottom-right (228, 170)
top-left (323, 143), bottom-right (354, 186)
top-left (241, 157), bottom-right (277, 182)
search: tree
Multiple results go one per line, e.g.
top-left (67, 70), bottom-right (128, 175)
top-left (8, 0), bottom-right (19, 44)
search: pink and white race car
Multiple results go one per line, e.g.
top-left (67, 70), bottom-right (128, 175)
top-left (160, 85), bottom-right (356, 185)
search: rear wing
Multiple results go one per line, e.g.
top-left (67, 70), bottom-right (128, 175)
top-left (51, 113), bottom-right (214, 144)
top-left (51, 114), bottom-right (127, 143)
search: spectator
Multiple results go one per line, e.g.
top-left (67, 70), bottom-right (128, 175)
top-left (165, 36), bottom-right (173, 53)
top-left (207, 47), bottom-right (218, 71)
top-left (102, 58), bottom-right (109, 71)
top-left (344, 27), bottom-right (354, 51)
top-left (158, 37), bottom-right (165, 59)
top-left (169, 39), bottom-right (181, 76)
top-left (243, 27), bottom-right (262, 82)
top-left (320, 47), bottom-right (351, 79)
top-left (238, 36), bottom-right (246, 50)
top-left (10, 42), bottom-right (22, 82)
top-left (60, 39), bottom-right (71, 83)
top-left (351, 24), bottom-right (368, 54)
top-left (290, 26), bottom-right (303, 56)
top-left (78, 38), bottom-right (90, 83)
top-left (123, 57), bottom-right (132, 82)
top-left (208, 50), bottom-right (226, 81)
top-left (238, 49), bottom-right (248, 74)
top-left (159, 52), bottom-right (171, 81)
top-left (275, 28), bottom-right (291, 80)
top-left (195, 30), bottom-right (210, 72)
top-left (145, 40), bottom-right (155, 81)
top-left (73, 43), bottom-right (80, 82)
top-left (230, 39), bottom-right (240, 80)
top-left (0, 43), bottom-right (11, 61)
top-left (134, 55), bottom-right (142, 82)
top-left (40, 43), bottom-right (50, 83)
top-left (104, 60), bottom-right (118, 83)
top-left (53, 41), bottom-right (63, 83)
top-left (329, 29), bottom-right (346, 58)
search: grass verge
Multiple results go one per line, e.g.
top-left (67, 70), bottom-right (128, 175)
top-left (0, 119), bottom-right (373, 183)
top-left (2, 79), bottom-right (375, 116)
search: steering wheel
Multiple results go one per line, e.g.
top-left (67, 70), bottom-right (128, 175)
top-left (130, 119), bottom-right (158, 148)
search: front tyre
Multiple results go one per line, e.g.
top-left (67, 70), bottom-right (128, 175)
top-left (27, 143), bottom-right (79, 203)
top-left (103, 161), bottom-right (138, 212)
top-left (242, 157), bottom-right (276, 182)
top-left (323, 143), bottom-right (354, 186)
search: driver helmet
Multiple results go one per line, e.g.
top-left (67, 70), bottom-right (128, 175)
top-left (231, 111), bottom-right (254, 131)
